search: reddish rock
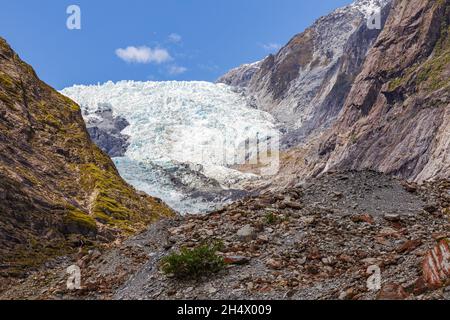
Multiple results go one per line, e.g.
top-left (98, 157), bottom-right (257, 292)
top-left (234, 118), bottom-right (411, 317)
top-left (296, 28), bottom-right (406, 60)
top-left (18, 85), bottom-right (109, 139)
top-left (402, 183), bottom-right (417, 194)
top-left (351, 214), bottom-right (374, 224)
top-left (266, 259), bottom-right (283, 270)
top-left (224, 256), bottom-right (250, 265)
top-left (412, 277), bottom-right (429, 295)
top-left (397, 240), bottom-right (422, 254)
top-left (422, 239), bottom-right (450, 288)
top-left (377, 283), bottom-right (409, 300)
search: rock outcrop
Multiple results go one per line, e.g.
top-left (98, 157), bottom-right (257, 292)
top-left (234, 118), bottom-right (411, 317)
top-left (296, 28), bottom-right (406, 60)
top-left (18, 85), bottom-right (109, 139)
top-left (0, 38), bottom-right (174, 276)
top-left (265, 0), bottom-right (449, 186)
top-left (219, 0), bottom-right (392, 148)
top-left (320, 0), bottom-right (450, 182)
top-left (83, 103), bottom-right (130, 157)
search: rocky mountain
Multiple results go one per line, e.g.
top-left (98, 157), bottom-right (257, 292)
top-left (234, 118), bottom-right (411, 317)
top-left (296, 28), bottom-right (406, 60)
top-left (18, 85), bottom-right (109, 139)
top-left (320, 0), bottom-right (450, 182)
top-left (218, 0), bottom-right (392, 148)
top-left (0, 38), bottom-right (174, 276)
top-left (273, 0), bottom-right (450, 185)
top-left (83, 103), bottom-right (131, 158)
top-left (1, 0), bottom-right (449, 301)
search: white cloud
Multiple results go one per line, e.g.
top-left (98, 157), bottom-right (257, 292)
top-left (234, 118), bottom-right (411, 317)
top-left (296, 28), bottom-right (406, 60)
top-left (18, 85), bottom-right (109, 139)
top-left (261, 43), bottom-right (282, 52)
top-left (168, 33), bottom-right (182, 44)
top-left (167, 65), bottom-right (188, 75)
top-left (115, 46), bottom-right (172, 64)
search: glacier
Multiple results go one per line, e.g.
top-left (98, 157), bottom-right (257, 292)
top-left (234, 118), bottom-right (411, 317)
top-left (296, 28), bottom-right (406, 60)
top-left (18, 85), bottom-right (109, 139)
top-left (61, 81), bottom-right (280, 214)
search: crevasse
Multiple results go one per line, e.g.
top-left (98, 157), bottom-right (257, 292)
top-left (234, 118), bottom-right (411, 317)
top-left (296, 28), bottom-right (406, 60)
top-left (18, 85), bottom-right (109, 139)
top-left (61, 81), bottom-right (279, 214)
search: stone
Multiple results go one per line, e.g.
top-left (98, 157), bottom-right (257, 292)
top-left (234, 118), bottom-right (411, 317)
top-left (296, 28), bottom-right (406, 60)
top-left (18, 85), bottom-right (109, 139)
top-left (237, 225), bottom-right (257, 242)
top-left (383, 214), bottom-right (401, 222)
top-left (205, 285), bottom-right (218, 294)
top-left (412, 277), bottom-right (429, 295)
top-left (422, 239), bottom-right (450, 289)
top-left (379, 227), bottom-right (400, 237)
top-left (266, 259), bottom-right (283, 270)
top-left (300, 217), bottom-right (315, 225)
top-left (361, 258), bottom-right (379, 266)
top-left (377, 283), bottom-right (409, 300)
top-left (338, 288), bottom-right (355, 300)
top-left (283, 201), bottom-right (303, 210)
top-left (402, 183), bottom-right (417, 193)
top-left (351, 214), bottom-right (374, 224)
top-left (424, 205), bottom-right (438, 214)
top-left (396, 240), bottom-right (422, 254)
top-left (321, 257), bottom-right (334, 265)
top-left (432, 233), bottom-right (449, 241)
top-left (257, 235), bottom-right (269, 243)
top-left (224, 256), bottom-right (250, 265)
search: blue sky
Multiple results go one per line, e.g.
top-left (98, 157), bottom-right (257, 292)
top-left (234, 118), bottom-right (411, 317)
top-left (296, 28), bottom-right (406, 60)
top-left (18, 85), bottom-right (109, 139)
top-left (0, 0), bottom-right (352, 89)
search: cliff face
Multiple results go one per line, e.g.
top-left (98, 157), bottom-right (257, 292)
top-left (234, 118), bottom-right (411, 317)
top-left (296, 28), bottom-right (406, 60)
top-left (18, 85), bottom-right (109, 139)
top-left (0, 38), bottom-right (173, 275)
top-left (272, 0), bottom-right (450, 186)
top-left (219, 0), bottom-right (392, 147)
top-left (320, 0), bottom-right (450, 182)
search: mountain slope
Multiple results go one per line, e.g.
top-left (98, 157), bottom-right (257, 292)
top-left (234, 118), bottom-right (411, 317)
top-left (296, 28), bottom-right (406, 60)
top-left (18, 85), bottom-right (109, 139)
top-left (272, 0), bottom-right (450, 186)
top-left (0, 38), bottom-right (174, 276)
top-left (219, 0), bottom-right (392, 147)
top-left (321, 0), bottom-right (450, 182)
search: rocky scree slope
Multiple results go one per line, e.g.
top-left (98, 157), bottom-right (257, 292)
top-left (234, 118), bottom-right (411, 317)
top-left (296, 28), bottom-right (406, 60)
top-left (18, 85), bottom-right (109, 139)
top-left (219, 0), bottom-right (392, 148)
top-left (0, 38), bottom-right (174, 277)
top-left (273, 0), bottom-right (450, 186)
top-left (1, 171), bottom-right (448, 300)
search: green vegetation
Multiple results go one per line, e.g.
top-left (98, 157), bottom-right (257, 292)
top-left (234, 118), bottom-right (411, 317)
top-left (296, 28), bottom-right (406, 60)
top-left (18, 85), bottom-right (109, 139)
top-left (161, 243), bottom-right (225, 279)
top-left (4, 241), bottom-right (74, 277)
top-left (64, 208), bottom-right (98, 234)
top-left (385, 2), bottom-right (450, 94)
top-left (388, 77), bottom-right (404, 91)
top-left (264, 212), bottom-right (279, 225)
top-left (0, 72), bottom-right (14, 89)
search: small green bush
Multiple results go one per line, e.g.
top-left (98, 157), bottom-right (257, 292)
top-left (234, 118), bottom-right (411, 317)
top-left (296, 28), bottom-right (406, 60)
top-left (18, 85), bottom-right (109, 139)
top-left (161, 243), bottom-right (225, 279)
top-left (264, 212), bottom-right (278, 225)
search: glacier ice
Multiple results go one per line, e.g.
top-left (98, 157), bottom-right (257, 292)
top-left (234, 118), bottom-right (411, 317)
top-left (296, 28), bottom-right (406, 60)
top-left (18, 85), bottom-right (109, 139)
top-left (61, 81), bottom-right (279, 214)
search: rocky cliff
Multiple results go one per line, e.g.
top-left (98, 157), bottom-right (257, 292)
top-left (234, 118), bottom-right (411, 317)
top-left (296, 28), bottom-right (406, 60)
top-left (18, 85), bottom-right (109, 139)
top-left (219, 0), bottom-right (392, 147)
top-left (0, 38), bottom-right (174, 276)
top-left (321, 0), bottom-right (450, 182)
top-left (272, 0), bottom-right (450, 185)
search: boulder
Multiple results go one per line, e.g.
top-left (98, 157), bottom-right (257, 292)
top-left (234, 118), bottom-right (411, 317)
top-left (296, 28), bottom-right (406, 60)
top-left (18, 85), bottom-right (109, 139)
top-left (422, 239), bottom-right (450, 288)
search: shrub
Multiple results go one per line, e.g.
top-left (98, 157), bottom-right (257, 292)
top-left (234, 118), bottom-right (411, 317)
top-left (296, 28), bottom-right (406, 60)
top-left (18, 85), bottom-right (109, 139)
top-left (264, 212), bottom-right (278, 225)
top-left (161, 243), bottom-right (225, 279)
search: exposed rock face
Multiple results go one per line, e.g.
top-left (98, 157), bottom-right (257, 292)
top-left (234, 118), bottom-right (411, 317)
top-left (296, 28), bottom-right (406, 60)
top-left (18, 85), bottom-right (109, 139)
top-left (83, 103), bottom-right (130, 157)
top-left (0, 38), bottom-right (174, 275)
top-left (219, 0), bottom-right (392, 147)
top-left (217, 61), bottom-right (262, 88)
top-left (268, 0), bottom-right (450, 186)
top-left (318, 0), bottom-right (450, 182)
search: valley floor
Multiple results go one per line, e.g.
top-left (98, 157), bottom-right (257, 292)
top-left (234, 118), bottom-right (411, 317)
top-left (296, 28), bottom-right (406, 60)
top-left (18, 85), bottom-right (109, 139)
top-left (1, 171), bottom-right (449, 300)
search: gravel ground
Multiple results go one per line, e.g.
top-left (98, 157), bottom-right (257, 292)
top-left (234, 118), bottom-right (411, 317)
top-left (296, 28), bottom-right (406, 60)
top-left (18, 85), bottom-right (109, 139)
top-left (1, 171), bottom-right (449, 300)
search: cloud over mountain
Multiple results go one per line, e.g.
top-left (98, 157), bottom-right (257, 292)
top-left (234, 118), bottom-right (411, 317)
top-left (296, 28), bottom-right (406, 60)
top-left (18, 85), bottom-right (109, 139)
top-left (116, 46), bottom-right (172, 64)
